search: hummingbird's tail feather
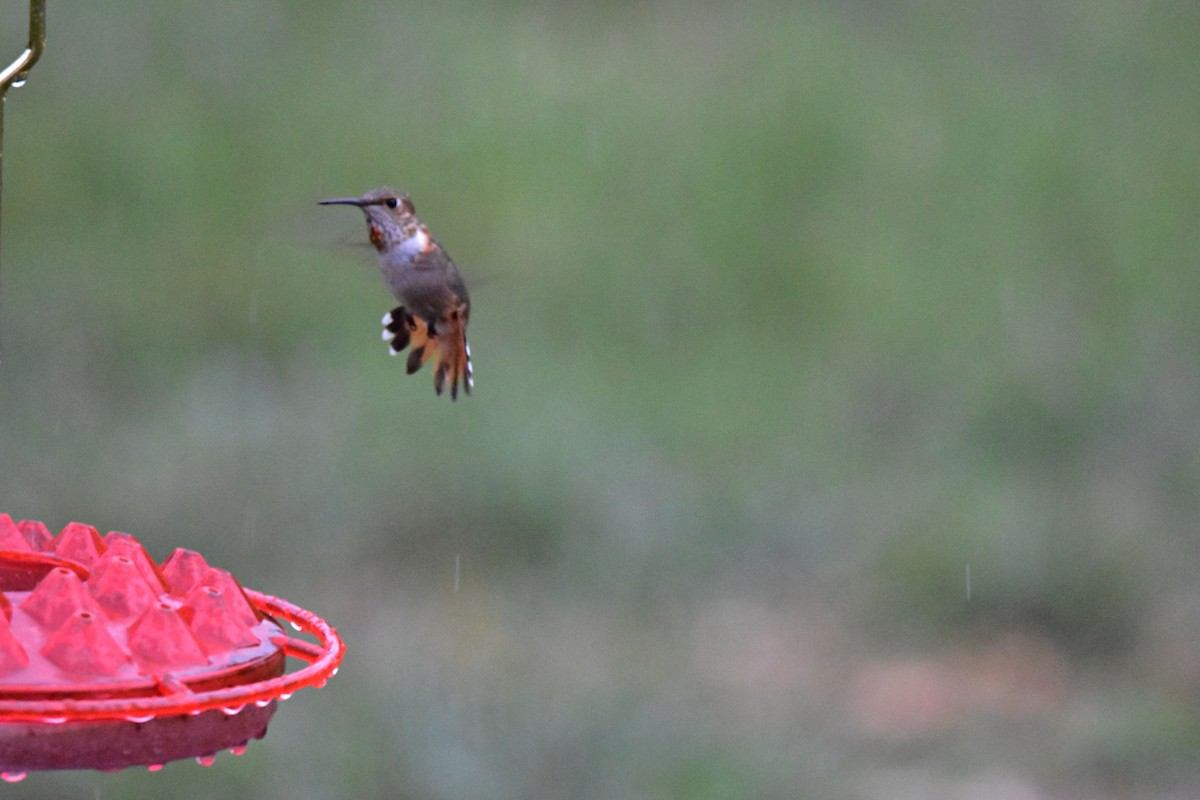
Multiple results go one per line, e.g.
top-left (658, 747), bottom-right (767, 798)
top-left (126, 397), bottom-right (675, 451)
top-left (380, 304), bottom-right (472, 400)
top-left (432, 302), bottom-right (472, 401)
top-left (382, 307), bottom-right (413, 354)
top-left (404, 320), bottom-right (433, 375)
top-left (407, 343), bottom-right (430, 375)
top-left (383, 306), bottom-right (433, 373)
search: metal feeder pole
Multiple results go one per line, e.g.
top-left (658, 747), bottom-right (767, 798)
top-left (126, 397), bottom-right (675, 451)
top-left (0, 0), bottom-right (46, 350)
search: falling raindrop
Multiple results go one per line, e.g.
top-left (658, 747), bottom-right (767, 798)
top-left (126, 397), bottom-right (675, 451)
top-left (965, 563), bottom-right (972, 601)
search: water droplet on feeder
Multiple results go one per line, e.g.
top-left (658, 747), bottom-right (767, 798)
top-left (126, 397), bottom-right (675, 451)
top-left (196, 754), bottom-right (216, 767)
top-left (1, 772), bottom-right (27, 783)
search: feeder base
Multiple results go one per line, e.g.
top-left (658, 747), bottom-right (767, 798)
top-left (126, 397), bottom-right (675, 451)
top-left (0, 701), bottom-right (277, 772)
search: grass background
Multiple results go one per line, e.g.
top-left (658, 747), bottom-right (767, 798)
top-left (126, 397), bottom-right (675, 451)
top-left (2, 1), bottom-right (1199, 797)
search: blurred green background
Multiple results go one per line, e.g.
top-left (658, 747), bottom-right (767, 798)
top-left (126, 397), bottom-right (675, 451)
top-left (2, 1), bottom-right (1199, 797)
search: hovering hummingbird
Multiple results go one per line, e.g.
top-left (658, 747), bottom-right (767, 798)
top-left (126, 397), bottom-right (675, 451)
top-left (319, 187), bottom-right (473, 400)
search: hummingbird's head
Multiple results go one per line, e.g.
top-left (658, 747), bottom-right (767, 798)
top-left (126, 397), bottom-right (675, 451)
top-left (319, 187), bottom-right (420, 253)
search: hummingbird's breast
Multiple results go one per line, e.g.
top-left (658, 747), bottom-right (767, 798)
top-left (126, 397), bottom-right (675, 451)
top-left (378, 243), bottom-right (462, 318)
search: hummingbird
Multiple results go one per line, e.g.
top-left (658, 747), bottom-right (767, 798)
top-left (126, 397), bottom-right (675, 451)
top-left (319, 187), bottom-right (473, 400)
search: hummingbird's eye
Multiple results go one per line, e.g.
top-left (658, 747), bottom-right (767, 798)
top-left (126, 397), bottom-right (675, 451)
top-left (385, 197), bottom-right (399, 209)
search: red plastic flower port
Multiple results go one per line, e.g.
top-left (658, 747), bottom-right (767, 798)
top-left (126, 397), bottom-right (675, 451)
top-left (0, 514), bottom-right (343, 778)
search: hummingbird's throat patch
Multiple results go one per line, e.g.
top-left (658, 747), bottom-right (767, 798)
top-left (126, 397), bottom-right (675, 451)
top-left (369, 224), bottom-right (385, 251)
top-left (394, 225), bottom-right (434, 258)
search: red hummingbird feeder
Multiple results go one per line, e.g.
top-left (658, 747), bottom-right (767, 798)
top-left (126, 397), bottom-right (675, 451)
top-left (0, 4), bottom-right (343, 780)
top-left (0, 514), bottom-right (344, 779)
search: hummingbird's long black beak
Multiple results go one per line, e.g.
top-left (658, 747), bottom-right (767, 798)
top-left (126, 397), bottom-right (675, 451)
top-left (318, 197), bottom-right (367, 207)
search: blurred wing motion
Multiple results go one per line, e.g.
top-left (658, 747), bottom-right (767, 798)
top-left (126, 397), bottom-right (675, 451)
top-left (382, 305), bottom-right (474, 400)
